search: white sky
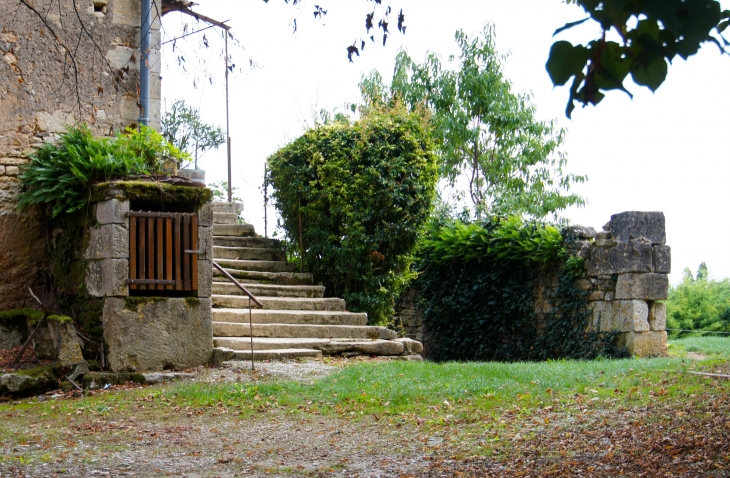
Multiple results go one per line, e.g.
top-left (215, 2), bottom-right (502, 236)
top-left (159, 0), bottom-right (730, 284)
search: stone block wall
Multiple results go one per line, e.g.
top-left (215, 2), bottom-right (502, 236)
top-left (0, 0), bottom-right (162, 310)
top-left (578, 211), bottom-right (670, 357)
top-left (83, 193), bottom-right (213, 371)
top-left (395, 211), bottom-right (671, 358)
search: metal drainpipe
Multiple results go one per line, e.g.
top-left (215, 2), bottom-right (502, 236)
top-left (139, 0), bottom-right (152, 127)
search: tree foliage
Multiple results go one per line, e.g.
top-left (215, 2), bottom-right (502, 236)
top-left (18, 125), bottom-right (187, 218)
top-left (360, 24), bottom-right (586, 219)
top-left (666, 262), bottom-right (730, 335)
top-left (266, 102), bottom-right (438, 324)
top-left (549, 0), bottom-right (730, 117)
top-left (161, 100), bottom-right (226, 170)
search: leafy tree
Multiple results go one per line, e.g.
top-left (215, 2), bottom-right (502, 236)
top-left (666, 263), bottom-right (730, 335)
top-left (548, 0), bottom-right (729, 117)
top-left (161, 100), bottom-right (226, 170)
top-left (266, 101), bottom-right (438, 324)
top-left (360, 24), bottom-right (586, 219)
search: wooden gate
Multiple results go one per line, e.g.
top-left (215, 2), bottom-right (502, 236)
top-left (127, 211), bottom-right (199, 292)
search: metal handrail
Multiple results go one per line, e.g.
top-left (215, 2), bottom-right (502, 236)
top-left (212, 261), bottom-right (262, 370)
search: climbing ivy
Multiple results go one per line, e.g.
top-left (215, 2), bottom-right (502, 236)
top-left (415, 216), bottom-right (623, 361)
top-left (267, 102), bottom-right (438, 325)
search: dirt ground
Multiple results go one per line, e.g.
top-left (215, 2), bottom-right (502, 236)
top-left (1, 358), bottom-right (729, 477)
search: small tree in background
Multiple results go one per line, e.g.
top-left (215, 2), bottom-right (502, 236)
top-left (161, 100), bottom-right (225, 170)
top-left (667, 263), bottom-right (730, 335)
top-left (360, 24), bottom-right (586, 220)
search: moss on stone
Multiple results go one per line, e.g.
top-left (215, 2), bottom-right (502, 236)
top-left (123, 296), bottom-right (167, 311)
top-left (91, 181), bottom-right (212, 206)
top-left (184, 297), bottom-right (200, 308)
top-left (0, 308), bottom-right (43, 324)
top-left (47, 315), bottom-right (72, 324)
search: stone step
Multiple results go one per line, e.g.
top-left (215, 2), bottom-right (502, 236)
top-left (213, 295), bottom-right (346, 311)
top-left (212, 282), bottom-right (325, 298)
top-left (213, 212), bottom-right (239, 224)
top-left (228, 348), bottom-right (323, 361)
top-left (214, 259), bottom-right (296, 273)
top-left (213, 246), bottom-right (286, 261)
top-left (213, 224), bottom-right (256, 237)
top-left (211, 202), bottom-right (244, 215)
top-left (213, 322), bottom-right (397, 340)
top-left (213, 267), bottom-right (313, 285)
top-left (214, 236), bottom-right (282, 249)
top-left (214, 337), bottom-right (406, 356)
top-left (213, 308), bottom-right (368, 326)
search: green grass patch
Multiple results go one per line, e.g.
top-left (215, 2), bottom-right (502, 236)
top-left (668, 336), bottom-right (730, 356)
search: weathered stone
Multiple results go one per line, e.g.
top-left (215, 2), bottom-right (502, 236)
top-left (142, 372), bottom-right (194, 384)
top-left (0, 315), bottom-right (27, 349)
top-left (576, 279), bottom-right (592, 291)
top-left (585, 242), bottom-right (653, 276)
top-left (197, 260), bottom-right (212, 298)
top-left (33, 324), bottom-right (57, 360)
top-left (608, 211), bottom-right (666, 244)
top-left (211, 347), bottom-right (235, 365)
top-left (85, 259), bottom-right (129, 297)
top-left (5, 166), bottom-right (19, 176)
top-left (594, 231), bottom-right (615, 247)
top-left (198, 226), bottom-right (213, 260)
top-left (615, 273), bottom-right (668, 300)
top-left (395, 338), bottom-right (424, 354)
top-left (589, 300), bottom-right (647, 333)
top-left (591, 277), bottom-right (616, 291)
top-left (103, 297), bottom-right (213, 372)
top-left (562, 225), bottom-right (596, 240)
top-left (48, 318), bottom-right (85, 367)
top-left (0, 165), bottom-right (4, 175)
top-left (587, 290), bottom-right (605, 301)
top-left (316, 339), bottom-right (404, 356)
top-left (85, 224), bottom-right (128, 259)
top-left (618, 331), bottom-right (668, 357)
top-left (198, 203), bottom-right (214, 226)
top-left (35, 111), bottom-right (74, 133)
top-left (648, 302), bottom-right (667, 331)
top-left (0, 368), bottom-right (58, 397)
top-left (0, 157), bottom-right (29, 165)
top-left (605, 291), bottom-right (615, 301)
top-left (211, 202), bottom-right (244, 215)
top-left (95, 198), bottom-right (129, 225)
top-left (653, 245), bottom-right (671, 274)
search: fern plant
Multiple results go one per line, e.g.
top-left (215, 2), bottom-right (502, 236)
top-left (18, 124), bottom-right (187, 218)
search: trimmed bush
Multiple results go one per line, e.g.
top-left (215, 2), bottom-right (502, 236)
top-left (267, 103), bottom-right (438, 324)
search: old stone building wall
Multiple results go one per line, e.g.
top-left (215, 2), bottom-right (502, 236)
top-left (0, 0), bottom-right (162, 309)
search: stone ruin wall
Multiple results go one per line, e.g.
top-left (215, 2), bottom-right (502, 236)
top-left (396, 211), bottom-right (671, 358)
top-left (0, 0), bottom-right (162, 309)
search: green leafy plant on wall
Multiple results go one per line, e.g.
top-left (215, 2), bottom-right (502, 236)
top-left (17, 125), bottom-right (188, 218)
top-left (415, 216), bottom-right (621, 362)
top-left (266, 102), bottom-right (438, 325)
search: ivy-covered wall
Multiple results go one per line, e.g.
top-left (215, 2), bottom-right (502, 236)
top-left (397, 211), bottom-right (670, 360)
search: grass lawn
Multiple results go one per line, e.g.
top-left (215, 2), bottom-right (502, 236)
top-left (0, 336), bottom-right (728, 476)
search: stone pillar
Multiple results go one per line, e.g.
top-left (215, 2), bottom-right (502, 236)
top-left (84, 195), bottom-right (214, 371)
top-left (584, 212), bottom-right (670, 357)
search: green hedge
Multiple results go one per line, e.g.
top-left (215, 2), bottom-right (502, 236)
top-left (415, 217), bottom-right (622, 361)
top-left (267, 103), bottom-right (438, 324)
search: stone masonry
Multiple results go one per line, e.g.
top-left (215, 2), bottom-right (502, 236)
top-left (572, 211), bottom-right (670, 357)
top-left (85, 193), bottom-right (213, 371)
top-left (0, 0), bottom-right (162, 309)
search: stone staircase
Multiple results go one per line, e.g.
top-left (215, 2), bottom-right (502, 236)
top-left (209, 203), bottom-right (423, 361)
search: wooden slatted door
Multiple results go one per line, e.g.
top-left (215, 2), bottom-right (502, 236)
top-left (128, 211), bottom-right (199, 292)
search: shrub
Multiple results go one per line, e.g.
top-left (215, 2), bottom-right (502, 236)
top-left (18, 125), bottom-right (187, 218)
top-left (266, 102), bottom-right (438, 324)
top-left (666, 263), bottom-right (730, 335)
top-left (415, 216), bottom-right (622, 361)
